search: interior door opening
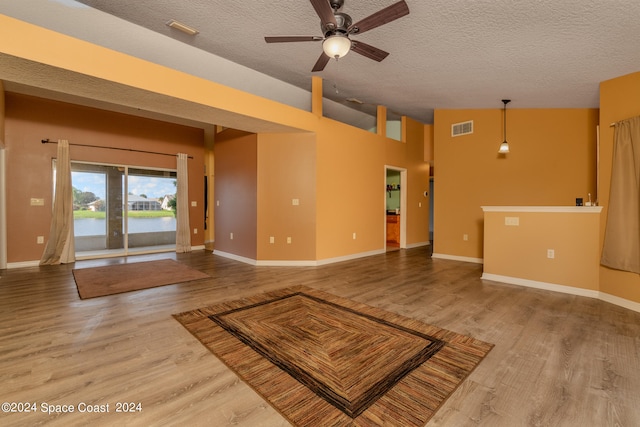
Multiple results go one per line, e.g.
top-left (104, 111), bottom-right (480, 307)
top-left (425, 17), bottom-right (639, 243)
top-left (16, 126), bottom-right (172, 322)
top-left (385, 166), bottom-right (407, 251)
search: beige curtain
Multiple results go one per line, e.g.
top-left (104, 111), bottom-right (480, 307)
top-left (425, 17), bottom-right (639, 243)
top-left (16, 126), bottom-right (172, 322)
top-left (601, 116), bottom-right (640, 273)
top-left (40, 140), bottom-right (76, 265)
top-left (175, 153), bottom-right (191, 253)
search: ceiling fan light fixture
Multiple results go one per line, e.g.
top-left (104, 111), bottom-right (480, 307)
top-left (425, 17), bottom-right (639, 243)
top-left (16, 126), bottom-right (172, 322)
top-left (322, 34), bottom-right (352, 59)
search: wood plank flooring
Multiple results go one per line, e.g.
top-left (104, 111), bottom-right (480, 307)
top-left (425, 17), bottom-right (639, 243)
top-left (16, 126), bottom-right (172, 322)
top-left (1, 248), bottom-right (639, 426)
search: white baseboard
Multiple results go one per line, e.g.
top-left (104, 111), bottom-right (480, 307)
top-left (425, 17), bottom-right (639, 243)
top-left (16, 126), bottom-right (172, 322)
top-left (481, 273), bottom-right (640, 314)
top-left (316, 249), bottom-right (386, 266)
top-left (432, 253), bottom-right (484, 264)
top-left (257, 260), bottom-right (318, 267)
top-left (406, 241), bottom-right (431, 249)
top-left (598, 291), bottom-right (640, 313)
top-left (191, 245), bottom-right (206, 251)
top-left (7, 260), bottom-right (40, 269)
top-left (213, 248), bottom-right (386, 267)
top-left (481, 273), bottom-right (600, 298)
top-left (212, 250), bottom-right (257, 265)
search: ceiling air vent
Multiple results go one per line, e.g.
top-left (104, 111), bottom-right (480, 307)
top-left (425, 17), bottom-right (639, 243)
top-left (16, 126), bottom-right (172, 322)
top-left (451, 120), bottom-right (473, 137)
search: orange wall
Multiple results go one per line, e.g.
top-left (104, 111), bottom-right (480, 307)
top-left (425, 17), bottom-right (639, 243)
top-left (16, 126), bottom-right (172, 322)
top-left (213, 129), bottom-right (258, 259)
top-left (0, 16), bottom-right (430, 265)
top-left (257, 132), bottom-right (317, 261)
top-left (314, 115), bottom-right (429, 260)
top-left (214, 117), bottom-right (429, 263)
top-left (0, 15), bottom-right (318, 135)
top-left (433, 108), bottom-right (598, 260)
top-left (4, 93), bottom-right (205, 263)
top-left (599, 71), bottom-right (640, 304)
top-left (404, 117), bottom-right (430, 246)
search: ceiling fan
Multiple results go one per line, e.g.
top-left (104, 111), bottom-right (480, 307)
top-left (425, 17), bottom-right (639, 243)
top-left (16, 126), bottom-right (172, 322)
top-left (264, 0), bottom-right (410, 72)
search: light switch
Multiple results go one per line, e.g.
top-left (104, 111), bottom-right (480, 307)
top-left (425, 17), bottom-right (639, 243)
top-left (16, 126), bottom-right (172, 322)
top-left (191, 201), bottom-right (197, 207)
top-left (30, 198), bottom-right (45, 206)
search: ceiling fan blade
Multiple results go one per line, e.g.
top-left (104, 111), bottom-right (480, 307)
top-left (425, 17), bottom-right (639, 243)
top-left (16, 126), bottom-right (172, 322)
top-left (310, 0), bottom-right (337, 30)
top-left (265, 36), bottom-right (323, 43)
top-left (351, 41), bottom-right (389, 62)
top-left (312, 52), bottom-right (331, 72)
top-left (348, 0), bottom-right (410, 34)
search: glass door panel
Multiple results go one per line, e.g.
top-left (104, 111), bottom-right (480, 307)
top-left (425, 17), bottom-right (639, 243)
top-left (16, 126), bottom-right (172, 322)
top-left (125, 168), bottom-right (177, 254)
top-left (70, 162), bottom-right (175, 258)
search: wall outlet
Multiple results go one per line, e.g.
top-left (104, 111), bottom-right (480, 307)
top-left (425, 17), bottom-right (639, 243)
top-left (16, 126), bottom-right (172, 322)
top-left (230, 232), bottom-right (234, 240)
top-left (30, 198), bottom-right (45, 206)
top-left (191, 201), bottom-right (197, 207)
top-left (505, 216), bottom-right (520, 226)
top-left (37, 236), bottom-right (44, 244)
top-left (269, 236), bottom-right (275, 244)
top-left (463, 234), bottom-right (469, 241)
top-left (287, 237), bottom-right (292, 244)
top-left (547, 249), bottom-right (555, 259)
top-left (193, 228), bottom-right (198, 234)
top-left (292, 198), bottom-right (300, 206)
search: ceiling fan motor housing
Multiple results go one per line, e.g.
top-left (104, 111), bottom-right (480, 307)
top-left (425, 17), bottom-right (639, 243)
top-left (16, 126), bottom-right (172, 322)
top-left (322, 12), bottom-right (352, 36)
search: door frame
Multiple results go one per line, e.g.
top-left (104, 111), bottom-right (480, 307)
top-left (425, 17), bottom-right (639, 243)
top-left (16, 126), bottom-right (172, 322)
top-left (384, 165), bottom-right (407, 250)
top-left (0, 145), bottom-right (6, 269)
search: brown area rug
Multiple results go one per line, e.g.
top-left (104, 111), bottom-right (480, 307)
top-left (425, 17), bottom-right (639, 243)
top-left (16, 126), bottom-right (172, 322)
top-left (173, 286), bottom-right (493, 426)
top-left (73, 259), bottom-right (209, 299)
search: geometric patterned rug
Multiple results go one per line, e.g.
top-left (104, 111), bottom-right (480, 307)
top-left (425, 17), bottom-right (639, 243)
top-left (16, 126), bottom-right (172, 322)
top-left (173, 286), bottom-right (493, 426)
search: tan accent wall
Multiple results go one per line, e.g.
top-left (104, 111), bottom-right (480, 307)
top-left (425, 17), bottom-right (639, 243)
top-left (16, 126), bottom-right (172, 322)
top-left (433, 108), bottom-right (598, 260)
top-left (257, 133), bottom-right (317, 261)
top-left (213, 130), bottom-right (258, 259)
top-left (483, 209), bottom-right (600, 290)
top-left (599, 71), bottom-right (640, 304)
top-left (4, 93), bottom-right (205, 263)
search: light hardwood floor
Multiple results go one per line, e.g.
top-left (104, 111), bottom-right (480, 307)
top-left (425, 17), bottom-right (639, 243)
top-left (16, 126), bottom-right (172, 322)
top-left (1, 248), bottom-right (639, 426)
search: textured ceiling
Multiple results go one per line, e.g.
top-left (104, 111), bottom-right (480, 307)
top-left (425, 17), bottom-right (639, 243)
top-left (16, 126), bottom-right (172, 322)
top-left (2, 0), bottom-right (640, 125)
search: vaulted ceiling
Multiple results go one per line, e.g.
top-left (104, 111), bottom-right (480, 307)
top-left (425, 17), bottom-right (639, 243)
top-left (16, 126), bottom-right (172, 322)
top-left (2, 0), bottom-right (640, 125)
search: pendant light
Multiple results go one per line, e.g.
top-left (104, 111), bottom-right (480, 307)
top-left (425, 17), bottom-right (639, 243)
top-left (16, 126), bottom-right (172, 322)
top-left (498, 99), bottom-right (511, 154)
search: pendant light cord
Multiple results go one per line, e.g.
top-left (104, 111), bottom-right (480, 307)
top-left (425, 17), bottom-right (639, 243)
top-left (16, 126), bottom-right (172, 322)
top-left (502, 99), bottom-right (510, 141)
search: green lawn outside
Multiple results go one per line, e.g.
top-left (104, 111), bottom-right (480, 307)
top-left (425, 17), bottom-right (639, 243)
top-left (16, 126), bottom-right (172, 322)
top-left (73, 210), bottom-right (175, 219)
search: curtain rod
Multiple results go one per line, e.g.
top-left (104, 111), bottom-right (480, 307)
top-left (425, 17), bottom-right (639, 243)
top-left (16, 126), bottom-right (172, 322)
top-left (41, 139), bottom-right (193, 159)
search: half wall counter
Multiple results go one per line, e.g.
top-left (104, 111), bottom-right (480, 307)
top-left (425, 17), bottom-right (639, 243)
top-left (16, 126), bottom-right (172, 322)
top-left (481, 206), bottom-right (603, 296)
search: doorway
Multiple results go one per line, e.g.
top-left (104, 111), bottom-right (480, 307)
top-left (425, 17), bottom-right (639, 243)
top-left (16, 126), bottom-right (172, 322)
top-left (385, 166), bottom-right (407, 251)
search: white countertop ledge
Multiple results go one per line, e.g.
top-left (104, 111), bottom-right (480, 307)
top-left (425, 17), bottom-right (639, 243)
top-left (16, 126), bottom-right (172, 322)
top-left (481, 206), bottom-right (603, 213)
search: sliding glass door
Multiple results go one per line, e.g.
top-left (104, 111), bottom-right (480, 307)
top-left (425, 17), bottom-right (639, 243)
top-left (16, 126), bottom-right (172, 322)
top-left (70, 162), bottom-right (176, 258)
top-left (126, 168), bottom-right (177, 254)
